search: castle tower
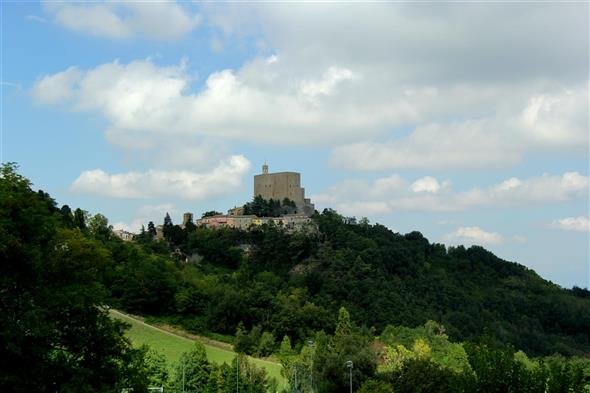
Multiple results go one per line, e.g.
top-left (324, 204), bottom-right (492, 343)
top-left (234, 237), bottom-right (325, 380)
top-left (182, 212), bottom-right (194, 228)
top-left (253, 164), bottom-right (315, 216)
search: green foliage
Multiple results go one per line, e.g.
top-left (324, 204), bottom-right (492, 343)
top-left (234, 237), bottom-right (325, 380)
top-left (59, 204), bottom-right (73, 227)
top-left (313, 307), bottom-right (377, 393)
top-left (358, 378), bottom-right (396, 393)
top-left (202, 210), bottom-right (223, 218)
top-left (390, 358), bottom-right (462, 393)
top-left (147, 221), bottom-right (157, 237)
top-left (381, 321), bottom-right (469, 372)
top-left (73, 207), bottom-right (88, 231)
top-left (234, 323), bottom-right (276, 357)
top-left (143, 348), bottom-right (170, 388)
top-left (243, 195), bottom-right (298, 217)
top-left (0, 163), bottom-right (149, 392)
top-left (171, 342), bottom-right (211, 392)
top-left (257, 331), bottom-right (277, 357)
top-left (3, 163), bottom-right (589, 393)
top-left (88, 213), bottom-right (112, 239)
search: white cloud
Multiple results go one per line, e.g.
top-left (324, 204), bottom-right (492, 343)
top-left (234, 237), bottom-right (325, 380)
top-left (31, 58), bottom-right (400, 145)
top-left (331, 92), bottom-right (588, 170)
top-left (411, 176), bottom-right (442, 193)
top-left (205, 4), bottom-right (587, 170)
top-left (312, 172), bottom-right (589, 216)
top-left (33, 4), bottom-right (588, 170)
top-left (300, 66), bottom-right (355, 99)
top-left (70, 155), bottom-right (251, 199)
top-left (43, 1), bottom-right (200, 40)
top-left (442, 226), bottom-right (504, 246)
top-left (32, 67), bottom-right (81, 104)
top-left (25, 14), bottom-right (47, 23)
top-left (205, 4), bottom-right (587, 83)
top-left (521, 86), bottom-right (589, 146)
top-left (551, 216), bottom-right (590, 232)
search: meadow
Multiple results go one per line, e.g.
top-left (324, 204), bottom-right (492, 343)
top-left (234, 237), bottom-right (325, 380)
top-left (110, 309), bottom-right (285, 387)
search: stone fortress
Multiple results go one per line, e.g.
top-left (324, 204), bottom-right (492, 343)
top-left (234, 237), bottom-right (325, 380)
top-left (194, 164), bottom-right (316, 232)
top-left (115, 165), bottom-right (316, 242)
top-left (254, 164), bottom-right (315, 216)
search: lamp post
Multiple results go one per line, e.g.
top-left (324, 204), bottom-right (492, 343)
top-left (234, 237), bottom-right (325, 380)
top-left (346, 360), bottom-right (353, 393)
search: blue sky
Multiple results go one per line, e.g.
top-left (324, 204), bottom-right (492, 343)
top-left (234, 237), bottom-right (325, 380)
top-left (2, 2), bottom-right (588, 288)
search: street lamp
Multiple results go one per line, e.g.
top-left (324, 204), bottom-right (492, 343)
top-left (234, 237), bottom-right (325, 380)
top-left (346, 360), bottom-right (353, 393)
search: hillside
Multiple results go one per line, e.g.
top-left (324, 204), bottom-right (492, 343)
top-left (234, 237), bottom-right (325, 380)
top-left (116, 208), bottom-right (590, 357)
top-left (2, 163), bottom-right (589, 392)
top-left (109, 309), bottom-right (285, 386)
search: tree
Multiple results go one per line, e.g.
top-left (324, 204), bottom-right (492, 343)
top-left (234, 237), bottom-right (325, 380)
top-left (257, 331), bottom-right (276, 357)
top-left (163, 212), bottom-right (173, 240)
top-left (60, 204), bottom-right (73, 227)
top-left (171, 342), bottom-right (210, 392)
top-left (335, 307), bottom-right (352, 338)
top-left (147, 221), bottom-right (157, 237)
top-left (88, 213), bottom-right (112, 239)
top-left (313, 308), bottom-right (377, 393)
top-left (0, 163), bottom-right (149, 392)
top-left (202, 211), bottom-right (222, 218)
top-left (391, 358), bottom-right (461, 393)
top-left (234, 322), bottom-right (249, 354)
top-left (144, 348), bottom-right (169, 388)
top-left (73, 207), bottom-right (88, 231)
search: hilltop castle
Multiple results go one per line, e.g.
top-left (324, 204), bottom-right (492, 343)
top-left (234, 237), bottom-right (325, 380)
top-left (254, 164), bottom-right (315, 216)
top-left (192, 164), bottom-right (316, 232)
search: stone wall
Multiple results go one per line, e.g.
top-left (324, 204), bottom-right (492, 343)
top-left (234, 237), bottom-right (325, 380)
top-left (254, 171), bottom-right (305, 205)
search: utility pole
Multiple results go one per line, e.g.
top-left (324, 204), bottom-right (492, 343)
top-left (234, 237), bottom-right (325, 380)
top-left (346, 360), bottom-right (353, 393)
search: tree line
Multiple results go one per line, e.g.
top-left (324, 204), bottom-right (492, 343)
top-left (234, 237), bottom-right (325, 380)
top-left (2, 163), bottom-right (590, 392)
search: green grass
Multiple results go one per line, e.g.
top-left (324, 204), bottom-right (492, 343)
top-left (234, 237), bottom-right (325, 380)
top-left (110, 310), bottom-right (285, 387)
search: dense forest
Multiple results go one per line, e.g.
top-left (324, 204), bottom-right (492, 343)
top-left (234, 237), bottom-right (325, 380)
top-left (130, 200), bottom-right (589, 358)
top-left (2, 163), bottom-right (589, 392)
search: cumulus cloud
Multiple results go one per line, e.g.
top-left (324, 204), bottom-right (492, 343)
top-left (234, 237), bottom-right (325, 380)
top-left (312, 172), bottom-right (589, 216)
top-left (300, 66), bottom-right (355, 99)
top-left (43, 1), bottom-right (201, 40)
top-left (33, 4), bottom-right (588, 171)
top-left (31, 58), bottom-right (397, 145)
top-left (551, 216), bottom-right (590, 232)
top-left (33, 58), bottom-right (587, 169)
top-left (411, 176), bottom-right (443, 193)
top-left (521, 86), bottom-right (589, 146)
top-left (32, 67), bottom-right (81, 104)
top-left (331, 90), bottom-right (588, 170)
top-left (70, 155), bottom-right (251, 199)
top-left (203, 4), bottom-right (587, 82)
top-left (442, 226), bottom-right (504, 246)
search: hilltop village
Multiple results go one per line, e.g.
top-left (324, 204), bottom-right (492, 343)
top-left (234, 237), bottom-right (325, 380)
top-left (113, 165), bottom-right (316, 241)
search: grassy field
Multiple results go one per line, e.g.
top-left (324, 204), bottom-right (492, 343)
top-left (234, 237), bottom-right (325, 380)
top-left (110, 309), bottom-right (285, 387)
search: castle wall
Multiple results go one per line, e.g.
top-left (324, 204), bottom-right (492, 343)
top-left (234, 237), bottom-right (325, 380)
top-left (254, 172), bottom-right (305, 205)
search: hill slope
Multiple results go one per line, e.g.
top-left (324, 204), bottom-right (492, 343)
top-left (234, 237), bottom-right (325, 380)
top-left (110, 209), bottom-right (590, 357)
top-left (109, 309), bottom-right (285, 386)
